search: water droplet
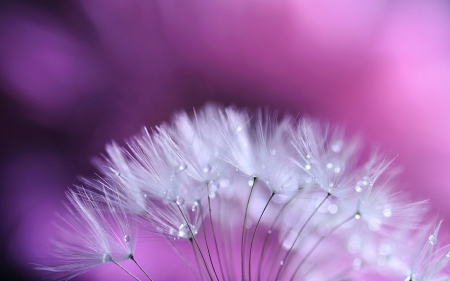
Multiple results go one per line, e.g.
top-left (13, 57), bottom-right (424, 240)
top-left (331, 142), bottom-right (342, 153)
top-left (178, 163), bottom-right (187, 171)
top-left (178, 223), bottom-right (198, 239)
top-left (248, 177), bottom-right (256, 186)
top-left (176, 196), bottom-right (185, 206)
top-left (124, 235), bottom-right (131, 242)
top-left (236, 126), bottom-right (243, 133)
top-left (280, 260), bottom-right (284, 266)
top-left (306, 154), bottom-right (311, 159)
top-left (355, 185), bottom-right (362, 193)
top-left (429, 234), bottom-right (438, 245)
top-left (115, 171), bottom-right (121, 177)
top-left (143, 193), bottom-right (148, 198)
top-left (305, 164), bottom-right (311, 170)
top-left (383, 208), bottom-right (392, 218)
top-left (268, 230), bottom-right (272, 234)
top-left (326, 163), bottom-right (333, 169)
top-left (446, 250), bottom-right (450, 258)
top-left (269, 149), bottom-right (276, 155)
top-left (354, 213), bottom-right (361, 220)
top-left (203, 164), bottom-right (212, 174)
top-left (102, 253), bottom-right (112, 263)
top-left (334, 167), bottom-right (341, 173)
top-left (191, 202), bottom-right (198, 212)
top-left (163, 190), bottom-right (174, 201)
top-left (328, 204), bottom-right (338, 214)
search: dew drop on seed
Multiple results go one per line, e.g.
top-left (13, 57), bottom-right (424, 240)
top-left (331, 142), bottom-right (342, 153)
top-left (328, 204), bottom-right (338, 214)
top-left (429, 234), bottom-right (438, 245)
top-left (236, 126), bottom-right (243, 133)
top-left (102, 253), bottom-right (112, 263)
top-left (326, 163), bottom-right (333, 169)
top-left (306, 154), bottom-right (311, 159)
top-left (178, 223), bottom-right (198, 239)
top-left (124, 235), bottom-right (131, 242)
top-left (248, 178), bottom-right (255, 186)
top-left (355, 185), bottom-right (362, 193)
top-left (354, 213), bottom-right (361, 220)
top-left (178, 163), bottom-right (187, 171)
top-left (176, 196), bottom-right (185, 206)
top-left (305, 164), bottom-right (311, 170)
top-left (203, 164), bottom-right (212, 173)
top-left (383, 208), bottom-right (392, 218)
top-left (269, 149), bottom-right (276, 155)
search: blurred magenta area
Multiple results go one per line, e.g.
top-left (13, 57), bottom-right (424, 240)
top-left (2, 0), bottom-right (450, 280)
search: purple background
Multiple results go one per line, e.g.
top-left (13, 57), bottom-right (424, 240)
top-left (2, 0), bottom-right (450, 280)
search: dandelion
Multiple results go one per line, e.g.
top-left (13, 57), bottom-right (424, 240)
top-left (37, 104), bottom-right (450, 281)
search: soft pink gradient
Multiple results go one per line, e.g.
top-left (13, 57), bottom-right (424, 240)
top-left (2, 0), bottom-right (450, 280)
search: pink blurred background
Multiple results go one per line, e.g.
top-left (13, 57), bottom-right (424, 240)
top-left (2, 0), bottom-right (450, 280)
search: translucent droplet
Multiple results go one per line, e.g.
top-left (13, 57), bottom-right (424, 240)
top-left (280, 260), bottom-right (284, 266)
top-left (248, 177), bottom-right (256, 186)
top-left (269, 149), bottom-right (276, 155)
top-left (306, 154), bottom-right (311, 159)
top-left (305, 164), bottom-right (311, 170)
top-left (178, 163), bottom-right (187, 171)
top-left (446, 250), bottom-right (450, 258)
top-left (124, 235), bottom-right (131, 242)
top-left (268, 230), bottom-right (272, 234)
top-left (334, 167), bottom-right (341, 173)
top-left (164, 190), bottom-right (176, 201)
top-left (354, 213), bottom-right (361, 220)
top-left (236, 126), bottom-right (243, 132)
top-left (102, 253), bottom-right (112, 263)
top-left (355, 185), bottom-right (362, 193)
top-left (143, 193), bottom-right (148, 198)
top-left (429, 234), bottom-right (438, 245)
top-left (326, 163), bottom-right (333, 169)
top-left (115, 171), bottom-right (121, 177)
top-left (178, 223), bottom-right (198, 239)
top-left (383, 208), bottom-right (392, 218)
top-left (328, 204), bottom-right (338, 214)
top-left (191, 202), bottom-right (198, 212)
top-left (331, 141), bottom-right (342, 153)
top-left (203, 164), bottom-right (212, 173)
top-left (176, 196), bottom-right (185, 206)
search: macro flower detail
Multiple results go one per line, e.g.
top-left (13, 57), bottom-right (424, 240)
top-left (37, 104), bottom-right (450, 281)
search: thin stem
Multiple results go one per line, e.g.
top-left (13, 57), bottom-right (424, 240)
top-left (113, 260), bottom-right (141, 281)
top-left (217, 194), bottom-right (236, 280)
top-left (248, 192), bottom-right (275, 281)
top-left (208, 188), bottom-right (226, 281)
top-left (257, 195), bottom-right (297, 281)
top-left (177, 204), bottom-right (214, 280)
top-left (130, 256), bottom-right (153, 281)
top-left (199, 202), bottom-right (219, 280)
top-left (164, 235), bottom-right (201, 281)
top-left (191, 238), bottom-right (206, 281)
top-left (289, 214), bottom-right (354, 281)
top-left (241, 177), bottom-right (257, 281)
top-left (274, 193), bottom-right (330, 281)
